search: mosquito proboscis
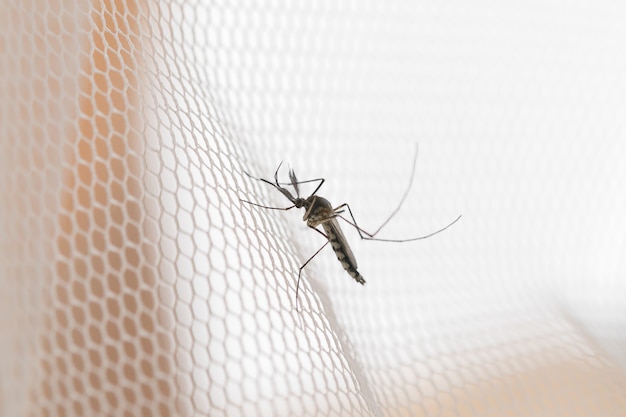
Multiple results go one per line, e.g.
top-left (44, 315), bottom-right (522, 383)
top-left (240, 146), bottom-right (461, 305)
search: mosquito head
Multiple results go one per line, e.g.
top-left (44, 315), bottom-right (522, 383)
top-left (293, 197), bottom-right (307, 209)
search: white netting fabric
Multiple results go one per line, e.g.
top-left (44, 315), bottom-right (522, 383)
top-left (2, 1), bottom-right (626, 416)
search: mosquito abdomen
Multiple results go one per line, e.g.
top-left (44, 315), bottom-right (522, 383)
top-left (322, 223), bottom-right (366, 285)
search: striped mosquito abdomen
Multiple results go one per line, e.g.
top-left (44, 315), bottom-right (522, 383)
top-left (303, 195), bottom-right (366, 285)
top-left (322, 220), bottom-right (365, 285)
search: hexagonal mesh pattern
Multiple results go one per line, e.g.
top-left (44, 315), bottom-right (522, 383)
top-left (2, 1), bottom-right (626, 417)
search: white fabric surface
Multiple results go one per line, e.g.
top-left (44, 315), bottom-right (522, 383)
top-left (1, 1), bottom-right (625, 416)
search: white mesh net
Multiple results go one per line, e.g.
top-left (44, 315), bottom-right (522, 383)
top-left (2, 1), bottom-right (626, 416)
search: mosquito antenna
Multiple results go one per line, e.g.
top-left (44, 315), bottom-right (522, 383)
top-left (289, 168), bottom-right (300, 197)
top-left (370, 143), bottom-right (419, 236)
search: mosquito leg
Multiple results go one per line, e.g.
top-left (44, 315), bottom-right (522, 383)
top-left (337, 203), bottom-right (461, 242)
top-left (306, 224), bottom-right (329, 239)
top-left (276, 177), bottom-right (325, 193)
top-left (296, 239), bottom-right (330, 311)
top-left (304, 178), bottom-right (325, 196)
top-left (369, 143), bottom-right (420, 236)
top-left (242, 171), bottom-right (277, 189)
top-left (273, 161), bottom-right (285, 182)
top-left (239, 199), bottom-right (296, 211)
top-left (333, 203), bottom-right (373, 239)
top-left (336, 144), bottom-right (418, 234)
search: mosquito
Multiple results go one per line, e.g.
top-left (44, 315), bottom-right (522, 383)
top-left (240, 146), bottom-right (461, 304)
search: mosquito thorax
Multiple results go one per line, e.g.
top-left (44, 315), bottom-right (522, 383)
top-left (308, 195), bottom-right (332, 210)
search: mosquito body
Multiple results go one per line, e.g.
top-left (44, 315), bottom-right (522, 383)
top-left (298, 194), bottom-right (364, 285)
top-left (240, 147), bottom-right (461, 302)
